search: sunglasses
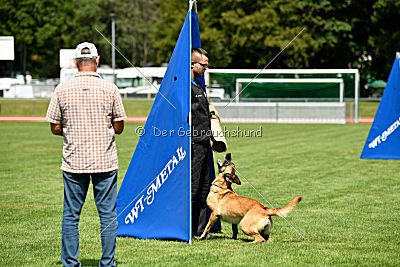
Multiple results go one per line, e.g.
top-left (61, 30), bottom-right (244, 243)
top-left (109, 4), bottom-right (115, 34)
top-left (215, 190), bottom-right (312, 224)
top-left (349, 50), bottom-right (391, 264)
top-left (192, 61), bottom-right (208, 68)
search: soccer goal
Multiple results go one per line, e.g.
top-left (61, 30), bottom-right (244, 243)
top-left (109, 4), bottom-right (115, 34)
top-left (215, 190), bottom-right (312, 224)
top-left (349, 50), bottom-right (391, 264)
top-left (205, 69), bottom-right (360, 124)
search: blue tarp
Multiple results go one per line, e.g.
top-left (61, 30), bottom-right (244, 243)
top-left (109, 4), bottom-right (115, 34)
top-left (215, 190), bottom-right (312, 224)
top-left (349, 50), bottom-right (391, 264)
top-left (191, 9), bottom-right (221, 233)
top-left (191, 12), bottom-right (205, 87)
top-left (116, 11), bottom-right (192, 242)
top-left (361, 55), bottom-right (400, 159)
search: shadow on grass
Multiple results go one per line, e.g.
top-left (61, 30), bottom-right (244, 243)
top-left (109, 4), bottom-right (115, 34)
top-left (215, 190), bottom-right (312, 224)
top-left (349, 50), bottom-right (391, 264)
top-left (194, 234), bottom-right (255, 243)
top-left (80, 259), bottom-right (98, 266)
top-left (117, 235), bottom-right (191, 243)
top-left (55, 259), bottom-right (124, 266)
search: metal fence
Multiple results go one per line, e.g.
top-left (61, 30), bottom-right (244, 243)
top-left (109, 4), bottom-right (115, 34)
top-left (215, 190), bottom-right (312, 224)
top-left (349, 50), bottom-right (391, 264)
top-left (211, 102), bottom-right (347, 124)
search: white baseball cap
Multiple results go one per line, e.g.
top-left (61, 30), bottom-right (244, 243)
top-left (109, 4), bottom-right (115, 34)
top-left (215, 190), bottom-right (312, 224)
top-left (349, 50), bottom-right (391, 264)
top-left (75, 42), bottom-right (98, 59)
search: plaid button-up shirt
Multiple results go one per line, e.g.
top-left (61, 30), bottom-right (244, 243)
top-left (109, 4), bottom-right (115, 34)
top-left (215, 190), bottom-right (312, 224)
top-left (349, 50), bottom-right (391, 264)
top-left (46, 72), bottom-right (127, 173)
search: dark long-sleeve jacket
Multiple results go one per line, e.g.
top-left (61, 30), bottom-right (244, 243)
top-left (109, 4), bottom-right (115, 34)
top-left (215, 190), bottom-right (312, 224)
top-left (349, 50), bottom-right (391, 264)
top-left (191, 79), bottom-right (211, 144)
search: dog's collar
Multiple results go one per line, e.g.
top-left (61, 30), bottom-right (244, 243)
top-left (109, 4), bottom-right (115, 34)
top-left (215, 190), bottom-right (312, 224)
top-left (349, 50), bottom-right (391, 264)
top-left (211, 181), bottom-right (233, 191)
top-left (211, 183), bottom-right (226, 190)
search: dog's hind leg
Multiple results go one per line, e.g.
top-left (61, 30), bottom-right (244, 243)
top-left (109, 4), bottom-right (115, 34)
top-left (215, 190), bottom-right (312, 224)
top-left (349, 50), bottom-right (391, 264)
top-left (242, 230), bottom-right (265, 243)
top-left (261, 218), bottom-right (273, 243)
top-left (232, 224), bottom-right (238, 240)
top-left (260, 231), bottom-right (272, 243)
top-left (240, 209), bottom-right (268, 243)
top-left (199, 211), bottom-right (219, 240)
top-left (240, 221), bottom-right (265, 243)
top-left (260, 232), bottom-right (271, 243)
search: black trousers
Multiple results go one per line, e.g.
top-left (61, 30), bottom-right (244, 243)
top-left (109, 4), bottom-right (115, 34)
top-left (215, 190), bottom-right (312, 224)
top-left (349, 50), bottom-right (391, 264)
top-left (191, 142), bottom-right (210, 236)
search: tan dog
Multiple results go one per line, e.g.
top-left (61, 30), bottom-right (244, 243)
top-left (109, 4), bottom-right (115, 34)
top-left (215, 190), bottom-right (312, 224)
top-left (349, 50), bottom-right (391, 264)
top-left (199, 153), bottom-right (302, 243)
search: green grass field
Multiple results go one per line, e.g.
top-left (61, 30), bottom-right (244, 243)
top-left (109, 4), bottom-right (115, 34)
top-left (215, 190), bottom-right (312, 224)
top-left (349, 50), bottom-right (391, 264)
top-left (1, 121), bottom-right (399, 266)
top-left (0, 99), bottom-right (380, 118)
top-left (0, 99), bottom-right (154, 117)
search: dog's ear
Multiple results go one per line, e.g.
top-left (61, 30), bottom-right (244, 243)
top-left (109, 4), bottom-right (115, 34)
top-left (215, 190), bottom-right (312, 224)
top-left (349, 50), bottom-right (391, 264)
top-left (224, 166), bottom-right (242, 185)
top-left (224, 173), bottom-right (241, 185)
top-left (224, 153), bottom-right (232, 165)
top-left (217, 159), bottom-right (223, 168)
top-left (217, 159), bottom-right (226, 173)
top-left (233, 174), bottom-right (241, 185)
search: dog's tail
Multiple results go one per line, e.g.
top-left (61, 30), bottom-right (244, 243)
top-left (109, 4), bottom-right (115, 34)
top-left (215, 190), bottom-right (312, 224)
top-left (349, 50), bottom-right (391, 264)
top-left (267, 196), bottom-right (302, 217)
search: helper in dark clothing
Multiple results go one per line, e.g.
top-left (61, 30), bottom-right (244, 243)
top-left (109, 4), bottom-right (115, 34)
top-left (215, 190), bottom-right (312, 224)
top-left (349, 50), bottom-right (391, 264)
top-left (190, 48), bottom-right (211, 236)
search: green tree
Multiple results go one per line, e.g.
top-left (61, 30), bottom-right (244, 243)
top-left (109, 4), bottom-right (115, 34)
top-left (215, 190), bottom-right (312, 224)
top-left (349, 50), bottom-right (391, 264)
top-left (0, 0), bottom-right (112, 78)
top-left (369, 0), bottom-right (400, 81)
top-left (111, 0), bottom-right (159, 67)
top-left (0, 0), bottom-right (39, 76)
top-left (154, 0), bottom-right (353, 69)
top-left (152, 0), bottom-right (187, 65)
top-left (65, 0), bottom-right (113, 68)
top-left (1, 0), bottom-right (399, 99)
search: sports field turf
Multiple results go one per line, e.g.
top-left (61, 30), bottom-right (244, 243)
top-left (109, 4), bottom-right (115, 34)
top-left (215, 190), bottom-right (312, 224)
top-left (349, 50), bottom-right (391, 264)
top-left (1, 121), bottom-right (399, 266)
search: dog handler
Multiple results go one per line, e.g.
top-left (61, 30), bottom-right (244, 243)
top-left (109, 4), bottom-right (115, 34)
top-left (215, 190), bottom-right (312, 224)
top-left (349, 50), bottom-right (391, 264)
top-left (46, 42), bottom-right (126, 266)
top-left (190, 48), bottom-right (212, 236)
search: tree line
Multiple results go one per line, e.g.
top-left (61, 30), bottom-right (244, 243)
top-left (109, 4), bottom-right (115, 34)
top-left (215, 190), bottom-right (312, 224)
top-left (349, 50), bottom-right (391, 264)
top-left (0, 0), bottom-right (399, 96)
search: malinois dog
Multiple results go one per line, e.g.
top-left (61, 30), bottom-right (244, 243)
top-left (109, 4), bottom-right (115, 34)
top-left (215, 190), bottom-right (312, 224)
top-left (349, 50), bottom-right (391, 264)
top-left (199, 153), bottom-right (302, 243)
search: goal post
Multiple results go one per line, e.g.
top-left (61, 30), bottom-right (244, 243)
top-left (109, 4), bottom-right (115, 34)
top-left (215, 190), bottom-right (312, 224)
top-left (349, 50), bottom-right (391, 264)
top-left (205, 69), bottom-right (360, 123)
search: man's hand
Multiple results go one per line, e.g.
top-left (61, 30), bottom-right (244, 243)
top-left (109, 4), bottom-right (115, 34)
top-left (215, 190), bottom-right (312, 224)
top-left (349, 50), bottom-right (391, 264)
top-left (112, 120), bottom-right (124, 135)
top-left (50, 123), bottom-right (63, 136)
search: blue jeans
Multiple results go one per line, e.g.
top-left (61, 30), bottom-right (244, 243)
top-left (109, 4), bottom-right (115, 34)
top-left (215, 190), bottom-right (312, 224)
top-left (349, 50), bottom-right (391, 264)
top-left (61, 170), bottom-right (118, 267)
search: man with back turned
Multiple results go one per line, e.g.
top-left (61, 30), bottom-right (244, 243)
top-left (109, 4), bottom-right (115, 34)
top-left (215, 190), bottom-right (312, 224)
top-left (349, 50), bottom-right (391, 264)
top-left (46, 42), bottom-right (126, 266)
